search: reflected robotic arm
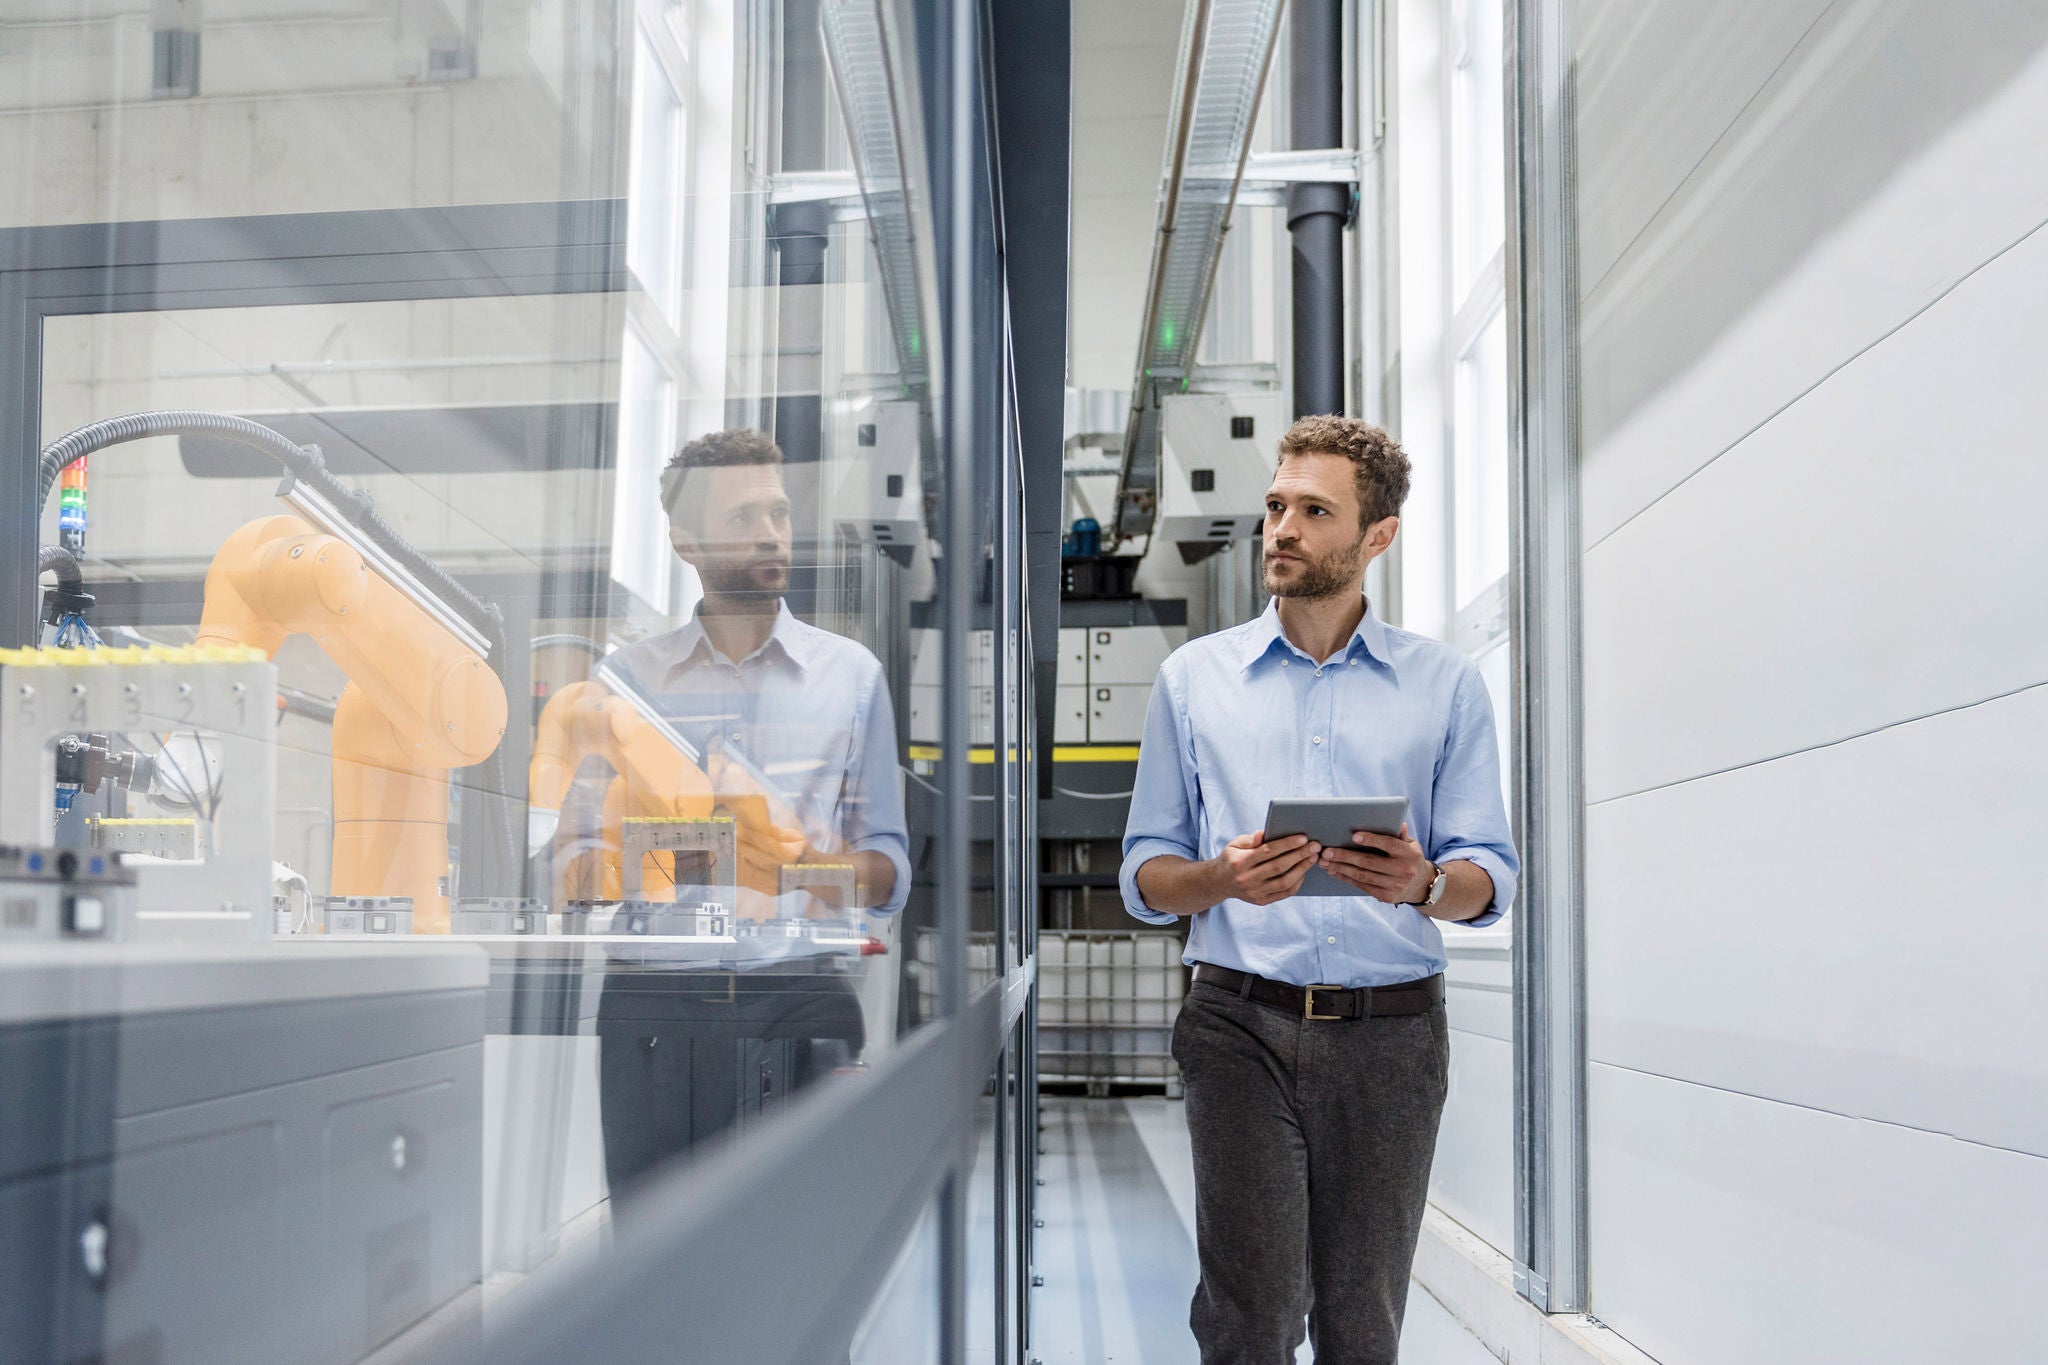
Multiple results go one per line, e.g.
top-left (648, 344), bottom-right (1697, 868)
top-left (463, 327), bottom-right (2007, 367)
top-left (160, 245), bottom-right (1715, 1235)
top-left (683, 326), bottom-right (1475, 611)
top-left (197, 513), bottom-right (507, 932)
top-left (529, 678), bottom-right (718, 903)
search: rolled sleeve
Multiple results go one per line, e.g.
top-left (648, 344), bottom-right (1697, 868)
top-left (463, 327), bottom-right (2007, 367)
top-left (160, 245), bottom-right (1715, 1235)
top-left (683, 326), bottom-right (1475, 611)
top-left (1119, 668), bottom-right (1199, 925)
top-left (1429, 668), bottom-right (1522, 929)
top-left (847, 668), bottom-right (913, 915)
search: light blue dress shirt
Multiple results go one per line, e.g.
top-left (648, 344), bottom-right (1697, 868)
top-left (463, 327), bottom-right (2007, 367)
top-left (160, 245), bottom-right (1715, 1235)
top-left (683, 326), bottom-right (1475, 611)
top-left (1120, 598), bottom-right (1518, 987)
top-left (607, 601), bottom-right (912, 920)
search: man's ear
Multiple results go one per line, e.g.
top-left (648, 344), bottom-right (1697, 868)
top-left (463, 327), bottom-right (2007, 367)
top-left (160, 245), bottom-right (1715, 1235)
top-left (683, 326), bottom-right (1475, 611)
top-left (670, 524), bottom-right (700, 562)
top-left (1362, 515), bottom-right (1399, 561)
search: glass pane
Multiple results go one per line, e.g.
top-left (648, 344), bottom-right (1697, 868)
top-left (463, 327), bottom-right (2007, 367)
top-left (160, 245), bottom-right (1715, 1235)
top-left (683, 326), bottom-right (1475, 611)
top-left (1, 0), bottom-right (980, 1357)
top-left (849, 1199), bottom-right (943, 1365)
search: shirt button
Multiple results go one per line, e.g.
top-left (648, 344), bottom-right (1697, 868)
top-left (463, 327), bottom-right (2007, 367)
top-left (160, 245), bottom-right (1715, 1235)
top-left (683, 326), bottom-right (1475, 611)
top-left (1312, 736), bottom-right (1323, 745)
top-left (1281, 659), bottom-right (1290, 668)
top-left (1349, 660), bottom-right (1358, 667)
top-left (1327, 936), bottom-right (1337, 945)
top-left (1314, 669), bottom-right (1323, 678)
top-left (730, 732), bottom-right (741, 743)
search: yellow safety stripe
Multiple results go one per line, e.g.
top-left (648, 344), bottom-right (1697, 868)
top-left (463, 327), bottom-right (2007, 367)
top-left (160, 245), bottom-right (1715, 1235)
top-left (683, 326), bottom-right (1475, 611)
top-left (906, 744), bottom-right (1141, 764)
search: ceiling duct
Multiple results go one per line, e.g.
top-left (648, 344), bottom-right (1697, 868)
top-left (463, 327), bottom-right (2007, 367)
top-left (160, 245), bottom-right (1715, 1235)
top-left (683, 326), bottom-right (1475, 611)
top-left (1111, 0), bottom-right (1285, 543)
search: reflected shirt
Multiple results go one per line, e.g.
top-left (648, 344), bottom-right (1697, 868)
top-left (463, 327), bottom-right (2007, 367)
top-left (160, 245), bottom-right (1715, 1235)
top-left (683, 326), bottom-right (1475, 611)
top-left (1119, 599), bottom-right (1518, 988)
top-left (606, 602), bottom-right (912, 922)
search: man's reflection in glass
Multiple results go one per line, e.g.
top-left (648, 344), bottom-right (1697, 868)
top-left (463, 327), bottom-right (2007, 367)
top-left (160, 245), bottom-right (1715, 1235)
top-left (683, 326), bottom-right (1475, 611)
top-left (593, 428), bottom-right (909, 1208)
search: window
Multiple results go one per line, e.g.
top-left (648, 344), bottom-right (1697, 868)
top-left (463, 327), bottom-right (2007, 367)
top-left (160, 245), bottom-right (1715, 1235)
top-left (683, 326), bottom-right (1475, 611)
top-left (628, 24), bottom-right (686, 322)
top-left (1450, 0), bottom-right (1507, 300)
top-left (1453, 303), bottom-right (1509, 607)
top-left (613, 318), bottom-right (680, 614)
top-left (1447, 0), bottom-right (1510, 629)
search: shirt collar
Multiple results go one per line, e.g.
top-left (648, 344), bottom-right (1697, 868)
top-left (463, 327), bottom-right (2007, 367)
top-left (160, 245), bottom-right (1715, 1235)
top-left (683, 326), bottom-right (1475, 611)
top-left (1239, 596), bottom-right (1394, 672)
top-left (665, 600), bottom-right (812, 680)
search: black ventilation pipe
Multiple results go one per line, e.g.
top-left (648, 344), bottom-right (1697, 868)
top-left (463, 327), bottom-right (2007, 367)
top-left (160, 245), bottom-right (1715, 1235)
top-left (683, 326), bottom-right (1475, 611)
top-left (1288, 0), bottom-right (1349, 419)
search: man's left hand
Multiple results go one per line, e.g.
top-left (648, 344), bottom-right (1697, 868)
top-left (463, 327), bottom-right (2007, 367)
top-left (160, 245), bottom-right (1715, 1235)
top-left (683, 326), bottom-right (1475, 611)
top-left (1318, 823), bottom-right (1434, 904)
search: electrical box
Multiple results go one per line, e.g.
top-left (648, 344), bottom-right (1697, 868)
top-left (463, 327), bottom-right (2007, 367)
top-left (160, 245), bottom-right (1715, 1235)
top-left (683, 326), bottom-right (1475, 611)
top-left (1059, 627), bottom-right (1088, 682)
top-left (1086, 626), bottom-right (1180, 686)
top-left (1155, 390), bottom-right (1285, 549)
top-left (1054, 686), bottom-right (1089, 744)
top-left (831, 398), bottom-right (924, 551)
top-left (1051, 623), bottom-right (1182, 743)
top-left (1086, 686), bottom-right (1153, 744)
top-left (908, 685), bottom-right (941, 744)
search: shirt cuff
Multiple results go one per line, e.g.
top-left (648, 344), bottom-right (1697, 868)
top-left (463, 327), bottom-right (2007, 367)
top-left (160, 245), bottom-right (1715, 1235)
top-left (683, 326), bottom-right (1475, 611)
top-left (1119, 837), bottom-right (1195, 925)
top-left (850, 836), bottom-right (913, 916)
top-left (1436, 845), bottom-right (1515, 929)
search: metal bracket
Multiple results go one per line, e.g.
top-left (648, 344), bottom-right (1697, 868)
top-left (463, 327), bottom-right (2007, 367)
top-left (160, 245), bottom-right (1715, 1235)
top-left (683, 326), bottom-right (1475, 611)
top-left (768, 170), bottom-right (863, 205)
top-left (1224, 148), bottom-right (1368, 207)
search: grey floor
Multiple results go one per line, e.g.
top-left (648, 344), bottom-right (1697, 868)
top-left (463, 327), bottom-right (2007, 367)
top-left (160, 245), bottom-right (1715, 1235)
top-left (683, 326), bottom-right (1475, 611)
top-left (1032, 1096), bottom-right (1496, 1365)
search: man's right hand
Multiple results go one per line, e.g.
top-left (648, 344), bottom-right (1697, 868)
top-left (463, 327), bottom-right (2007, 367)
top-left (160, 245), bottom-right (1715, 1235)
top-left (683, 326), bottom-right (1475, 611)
top-left (1209, 831), bottom-right (1321, 906)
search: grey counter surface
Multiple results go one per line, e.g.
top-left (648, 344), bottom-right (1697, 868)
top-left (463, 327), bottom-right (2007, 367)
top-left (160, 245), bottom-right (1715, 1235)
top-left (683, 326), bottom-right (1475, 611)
top-left (0, 938), bottom-right (488, 1025)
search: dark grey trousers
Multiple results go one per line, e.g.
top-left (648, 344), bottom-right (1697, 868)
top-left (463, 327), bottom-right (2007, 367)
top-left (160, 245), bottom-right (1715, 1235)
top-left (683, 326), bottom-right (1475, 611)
top-left (1172, 975), bottom-right (1451, 1365)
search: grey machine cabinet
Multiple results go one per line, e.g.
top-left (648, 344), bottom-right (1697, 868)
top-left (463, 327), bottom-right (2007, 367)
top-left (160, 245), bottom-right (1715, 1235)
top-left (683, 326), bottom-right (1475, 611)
top-left (0, 942), bottom-right (487, 1365)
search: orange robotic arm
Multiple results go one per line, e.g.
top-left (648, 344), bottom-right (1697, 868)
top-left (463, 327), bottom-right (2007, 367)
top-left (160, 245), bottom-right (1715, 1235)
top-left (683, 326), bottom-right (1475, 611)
top-left (197, 513), bottom-right (507, 932)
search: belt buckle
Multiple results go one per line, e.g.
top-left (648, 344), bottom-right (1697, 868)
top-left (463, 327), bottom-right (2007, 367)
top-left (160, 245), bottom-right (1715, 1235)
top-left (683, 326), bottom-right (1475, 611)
top-left (1303, 984), bottom-right (1344, 1021)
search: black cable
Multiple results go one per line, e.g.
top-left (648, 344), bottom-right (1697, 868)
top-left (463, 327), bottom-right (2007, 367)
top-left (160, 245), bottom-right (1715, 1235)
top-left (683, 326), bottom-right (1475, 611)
top-left (37, 546), bottom-right (82, 591)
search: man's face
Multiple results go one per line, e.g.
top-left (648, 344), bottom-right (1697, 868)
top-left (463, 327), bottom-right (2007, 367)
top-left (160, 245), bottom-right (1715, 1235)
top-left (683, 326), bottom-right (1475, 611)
top-left (1261, 451), bottom-right (1396, 600)
top-left (671, 463), bottom-right (793, 601)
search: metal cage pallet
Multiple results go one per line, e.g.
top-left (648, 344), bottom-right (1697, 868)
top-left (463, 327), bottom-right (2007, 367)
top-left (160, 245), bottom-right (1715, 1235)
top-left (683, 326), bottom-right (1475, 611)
top-left (918, 928), bottom-right (1186, 1095)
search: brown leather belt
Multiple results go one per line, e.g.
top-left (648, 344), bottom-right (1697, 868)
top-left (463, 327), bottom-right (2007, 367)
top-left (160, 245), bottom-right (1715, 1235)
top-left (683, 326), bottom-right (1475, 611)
top-left (1193, 964), bottom-right (1444, 1021)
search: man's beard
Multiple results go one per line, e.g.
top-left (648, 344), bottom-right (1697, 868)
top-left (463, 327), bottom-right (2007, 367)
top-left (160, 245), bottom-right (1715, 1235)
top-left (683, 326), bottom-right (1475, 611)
top-left (1263, 533), bottom-right (1365, 600)
top-left (697, 555), bottom-right (789, 605)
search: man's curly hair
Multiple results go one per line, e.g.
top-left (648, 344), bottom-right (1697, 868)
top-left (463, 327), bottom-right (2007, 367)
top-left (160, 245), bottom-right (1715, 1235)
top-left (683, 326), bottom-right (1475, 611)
top-left (660, 428), bottom-right (783, 530)
top-left (1276, 415), bottom-right (1411, 528)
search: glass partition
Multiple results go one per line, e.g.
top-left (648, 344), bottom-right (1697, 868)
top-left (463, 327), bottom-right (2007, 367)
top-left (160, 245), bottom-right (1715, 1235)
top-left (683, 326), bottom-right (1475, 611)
top-left (0, 1), bottom-right (1024, 1361)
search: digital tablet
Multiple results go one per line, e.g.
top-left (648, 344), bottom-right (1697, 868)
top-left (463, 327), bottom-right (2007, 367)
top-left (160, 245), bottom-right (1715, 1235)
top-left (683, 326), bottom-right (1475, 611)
top-left (1261, 797), bottom-right (1411, 899)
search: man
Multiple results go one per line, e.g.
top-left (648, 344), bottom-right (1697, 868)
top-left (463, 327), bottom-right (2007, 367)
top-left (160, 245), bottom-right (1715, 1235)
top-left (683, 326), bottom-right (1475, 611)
top-left (1121, 415), bottom-right (1519, 1364)
top-left (592, 427), bottom-right (910, 1203)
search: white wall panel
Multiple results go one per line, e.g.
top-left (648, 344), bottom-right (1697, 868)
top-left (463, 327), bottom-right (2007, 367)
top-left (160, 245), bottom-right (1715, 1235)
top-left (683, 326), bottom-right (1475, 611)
top-left (1583, 41), bottom-right (2048, 544)
top-left (1575, 0), bottom-right (1832, 293)
top-left (1587, 684), bottom-right (2048, 1159)
top-left (1581, 219), bottom-right (2048, 802)
top-left (1431, 1027), bottom-right (1513, 1259)
top-left (1588, 1064), bottom-right (2048, 1365)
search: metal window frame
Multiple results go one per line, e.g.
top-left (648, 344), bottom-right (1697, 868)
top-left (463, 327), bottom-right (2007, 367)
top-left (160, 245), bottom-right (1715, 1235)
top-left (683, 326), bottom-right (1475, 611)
top-left (1505, 0), bottom-right (1588, 1317)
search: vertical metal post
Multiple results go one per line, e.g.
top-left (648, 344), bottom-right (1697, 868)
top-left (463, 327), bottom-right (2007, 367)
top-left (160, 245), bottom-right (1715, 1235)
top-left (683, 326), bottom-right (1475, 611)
top-left (0, 273), bottom-right (40, 646)
top-left (1505, 0), bottom-right (1587, 1316)
top-left (935, 0), bottom-right (978, 1357)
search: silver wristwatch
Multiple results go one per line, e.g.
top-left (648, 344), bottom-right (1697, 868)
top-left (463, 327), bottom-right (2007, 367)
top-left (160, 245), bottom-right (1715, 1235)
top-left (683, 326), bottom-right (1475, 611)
top-left (1419, 861), bottom-right (1449, 908)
